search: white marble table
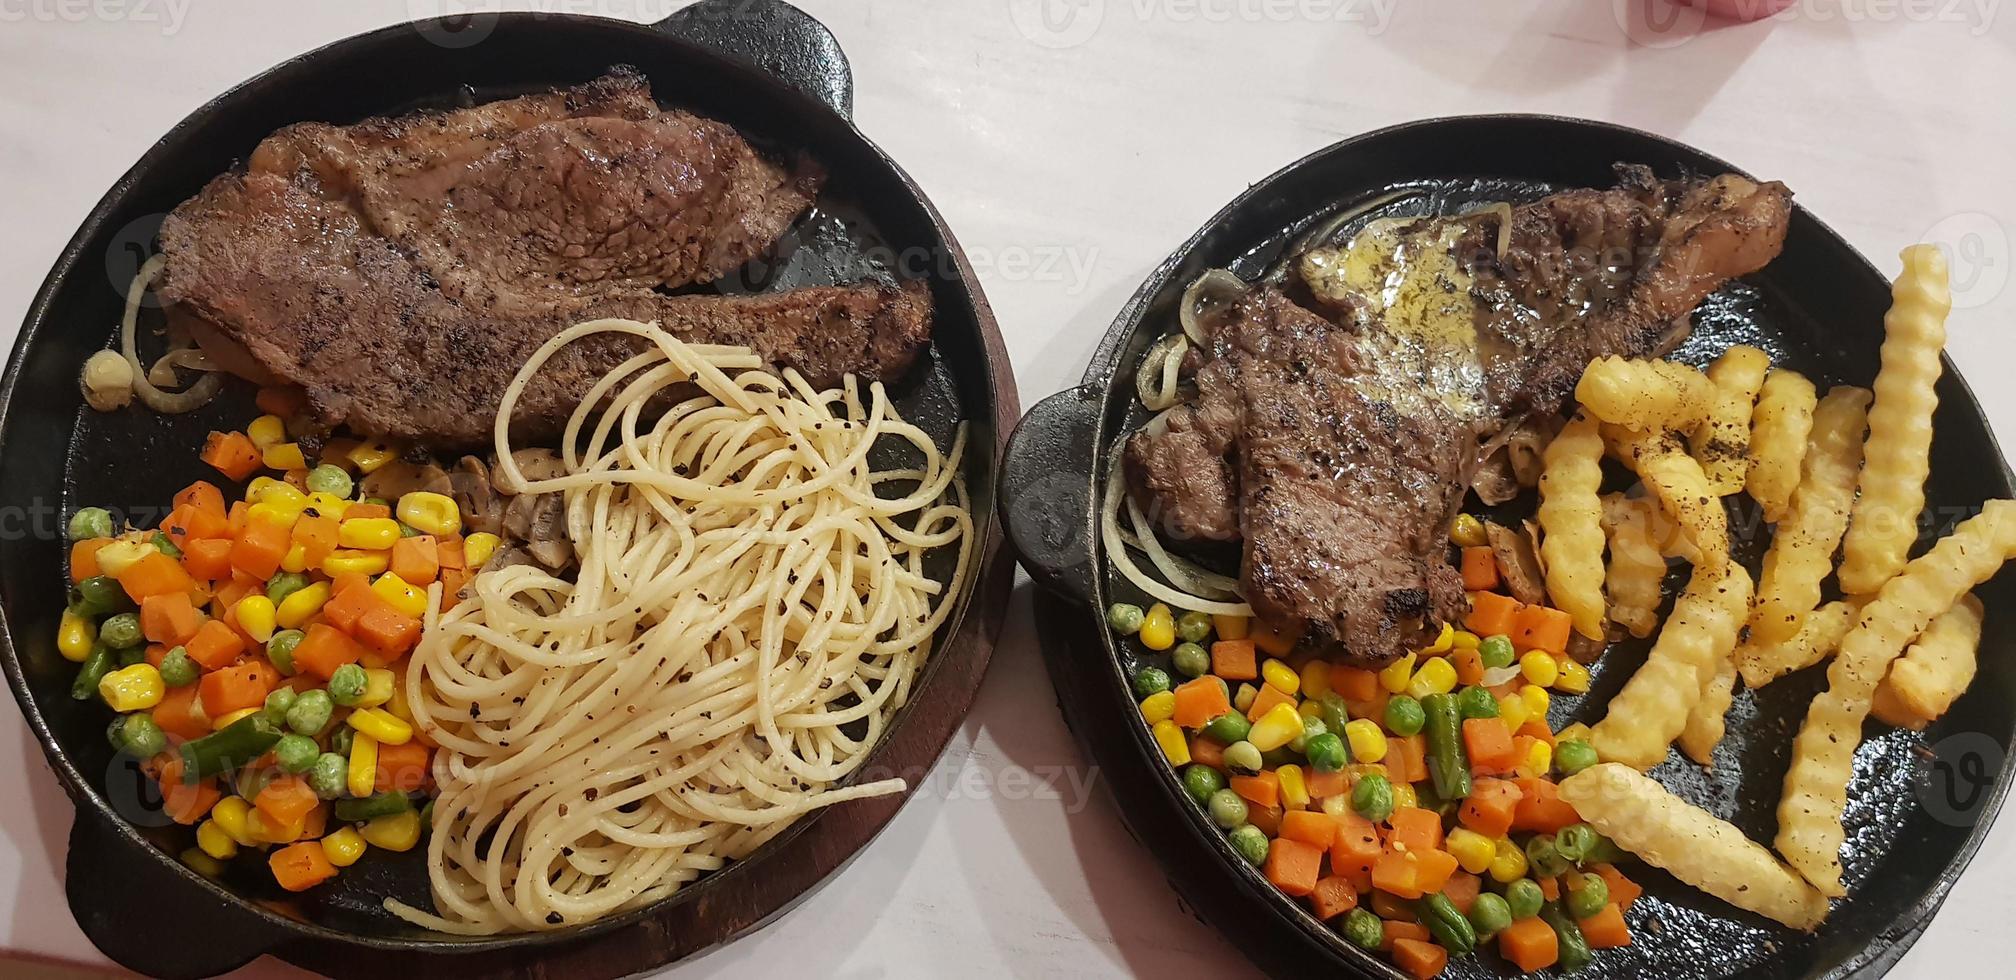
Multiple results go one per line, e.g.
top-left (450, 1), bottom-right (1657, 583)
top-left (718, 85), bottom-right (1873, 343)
top-left (2, 1), bottom-right (2012, 976)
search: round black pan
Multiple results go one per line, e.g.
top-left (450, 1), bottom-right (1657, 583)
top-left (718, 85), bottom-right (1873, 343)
top-left (999, 116), bottom-right (2016, 979)
top-left (0, 4), bottom-right (1018, 978)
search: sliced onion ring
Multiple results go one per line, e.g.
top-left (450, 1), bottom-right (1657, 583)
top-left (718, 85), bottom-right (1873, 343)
top-left (121, 255), bottom-right (222, 413)
top-left (1178, 269), bottom-right (1246, 345)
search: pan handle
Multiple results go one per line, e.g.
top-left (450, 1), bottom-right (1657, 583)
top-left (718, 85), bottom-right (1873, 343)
top-left (1000, 385), bottom-right (1103, 604)
top-left (653, 0), bottom-right (854, 119)
top-left (66, 803), bottom-right (284, 979)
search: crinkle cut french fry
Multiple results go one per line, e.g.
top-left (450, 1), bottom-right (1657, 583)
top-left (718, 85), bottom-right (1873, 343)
top-left (1735, 598), bottom-right (1863, 689)
top-left (1872, 593), bottom-right (1984, 729)
top-left (1749, 386), bottom-right (1872, 645)
top-left (1746, 369), bottom-right (1817, 524)
top-left (1540, 413), bottom-right (1608, 641)
top-left (1839, 245), bottom-right (1952, 595)
top-left (1778, 500), bottom-right (2016, 896)
top-left (1590, 562), bottom-right (1751, 770)
top-left (1577, 356), bottom-right (1715, 430)
top-left (1560, 764), bottom-right (1831, 930)
top-left (1692, 346), bottom-right (1770, 496)
top-left (1603, 424), bottom-right (1730, 573)
top-left (1680, 651), bottom-right (1738, 767)
top-left (1600, 494), bottom-right (1666, 639)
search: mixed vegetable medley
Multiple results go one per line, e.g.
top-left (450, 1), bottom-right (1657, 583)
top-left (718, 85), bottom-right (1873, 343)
top-left (61, 401), bottom-right (497, 894)
top-left (1115, 515), bottom-right (1639, 978)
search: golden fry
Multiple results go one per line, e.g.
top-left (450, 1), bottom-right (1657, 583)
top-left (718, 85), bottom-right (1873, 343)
top-left (1604, 424), bottom-right (1729, 572)
top-left (1746, 369), bottom-right (1817, 523)
top-left (1749, 386), bottom-right (1871, 645)
top-left (1735, 598), bottom-right (1863, 689)
top-left (1692, 345), bottom-right (1770, 496)
top-left (1679, 654), bottom-right (1738, 767)
top-left (1591, 562), bottom-right (1751, 770)
top-left (1539, 413), bottom-right (1608, 640)
top-left (1577, 356), bottom-right (1715, 431)
top-left (1872, 593), bottom-right (1984, 729)
top-left (1600, 494), bottom-right (1667, 639)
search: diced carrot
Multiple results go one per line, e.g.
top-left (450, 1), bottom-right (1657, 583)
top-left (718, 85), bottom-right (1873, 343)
top-left (1331, 812), bottom-right (1383, 891)
top-left (1265, 837), bottom-right (1323, 897)
top-left (140, 592), bottom-right (203, 646)
top-left (1459, 778), bottom-right (1523, 838)
top-left (1230, 771), bottom-right (1280, 810)
top-left (1247, 803), bottom-right (1283, 837)
top-left (1540, 875), bottom-right (1561, 902)
top-left (183, 619), bottom-right (246, 670)
top-left (268, 841), bottom-right (338, 892)
top-left (1443, 870), bottom-right (1481, 914)
top-left (1308, 876), bottom-right (1359, 920)
top-left (156, 756), bottom-right (220, 825)
top-left (1591, 863), bottom-right (1643, 910)
top-left (229, 514), bottom-right (291, 581)
top-left (1460, 546), bottom-right (1500, 590)
top-left (439, 566), bottom-right (471, 610)
top-left (375, 741), bottom-right (431, 793)
top-left (1392, 938), bottom-right (1448, 980)
top-left (1330, 665), bottom-right (1379, 702)
top-left (1380, 919), bottom-right (1431, 950)
top-left (436, 534), bottom-right (466, 570)
top-left (1386, 806), bottom-right (1444, 853)
top-left (144, 643), bottom-right (169, 668)
top-left (1189, 736), bottom-right (1225, 770)
top-left (1211, 639), bottom-right (1257, 681)
top-left (1464, 590), bottom-right (1521, 638)
top-left (255, 385), bottom-right (307, 417)
top-left (1463, 716), bottom-right (1518, 774)
top-left (322, 582), bottom-right (386, 634)
top-left (1510, 735), bottom-right (1542, 777)
top-left (1251, 619), bottom-right (1300, 657)
top-left (70, 538), bottom-right (110, 584)
top-left (1245, 681), bottom-right (1296, 722)
top-left (180, 537), bottom-right (233, 582)
top-left (390, 535), bottom-right (439, 585)
top-left (200, 660), bottom-right (274, 717)
top-left (152, 686), bottom-right (209, 741)
top-left (226, 500), bottom-right (248, 536)
top-left (1514, 604), bottom-right (1573, 655)
top-left (1451, 645), bottom-right (1486, 687)
top-left (1391, 735), bottom-right (1429, 784)
top-left (174, 480), bottom-right (226, 516)
top-left (1412, 849), bottom-right (1459, 895)
top-left (1372, 850), bottom-right (1424, 900)
top-left (291, 623), bottom-right (365, 680)
top-left (282, 468), bottom-right (310, 492)
top-left (117, 551), bottom-right (195, 603)
top-left (1579, 902), bottom-right (1632, 949)
top-left (355, 604), bottom-right (422, 657)
top-left (1512, 776), bottom-right (1582, 833)
top-left (200, 431), bottom-right (263, 481)
top-left (1306, 769), bottom-right (1348, 799)
top-left (291, 513), bottom-right (340, 568)
top-left (254, 775), bottom-right (320, 828)
top-left (1516, 718), bottom-right (1557, 746)
top-left (344, 502), bottom-right (392, 520)
top-left (1172, 676), bottom-right (1233, 729)
top-left (1499, 917), bottom-right (1559, 972)
top-left (331, 570), bottom-right (371, 598)
top-left (1280, 810), bottom-right (1338, 849)
top-left (162, 504), bottom-right (228, 547)
top-left (1345, 689), bottom-right (1390, 728)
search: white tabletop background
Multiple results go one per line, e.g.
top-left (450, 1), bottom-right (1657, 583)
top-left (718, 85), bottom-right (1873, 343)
top-left (2, 1), bottom-right (2013, 977)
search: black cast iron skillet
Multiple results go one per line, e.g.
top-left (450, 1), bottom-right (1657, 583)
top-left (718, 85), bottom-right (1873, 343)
top-left (999, 116), bottom-right (2016, 979)
top-left (0, 3), bottom-right (1019, 978)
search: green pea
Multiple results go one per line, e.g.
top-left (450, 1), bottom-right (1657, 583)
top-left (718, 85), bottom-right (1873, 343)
top-left (1227, 824), bottom-right (1270, 866)
top-left (1555, 823), bottom-right (1599, 864)
top-left (328, 664), bottom-right (369, 706)
top-left (1182, 764), bottom-right (1225, 804)
top-left (158, 646), bottom-right (198, 687)
top-left (1556, 739), bottom-right (1599, 777)
top-left (1526, 834), bottom-right (1570, 878)
top-left (1504, 878), bottom-right (1546, 920)
top-left (1133, 666), bottom-right (1171, 700)
top-left (1456, 685), bottom-right (1500, 720)
top-left (1352, 772), bottom-right (1394, 822)
top-left (1171, 642), bottom-right (1211, 678)
top-left (1106, 602), bottom-right (1145, 635)
top-left (1479, 634), bottom-right (1516, 669)
top-left (114, 713), bottom-right (166, 759)
top-left (267, 629), bottom-right (304, 675)
top-left (1468, 891), bottom-right (1513, 939)
top-left (1304, 732), bottom-right (1348, 773)
top-left (273, 733), bottom-right (320, 774)
top-left (285, 688), bottom-right (334, 736)
top-left (1342, 908), bottom-right (1384, 950)
top-left (1260, 745), bottom-right (1298, 769)
top-left (266, 571), bottom-right (311, 606)
top-left (1202, 711), bottom-right (1252, 746)
top-left (98, 612), bottom-right (143, 650)
top-left (1384, 695), bottom-right (1426, 737)
top-left (1207, 787), bottom-right (1248, 829)
top-left (1584, 833), bottom-right (1627, 865)
top-left (1221, 739), bottom-right (1263, 775)
top-left (1318, 694), bottom-right (1351, 736)
top-left (308, 752), bottom-right (349, 799)
top-left (70, 575), bottom-right (130, 617)
top-left (330, 725), bottom-right (355, 757)
top-left (263, 687), bottom-right (299, 725)
top-left (1567, 873), bottom-right (1610, 919)
top-left (68, 507), bottom-right (114, 541)
top-left (1176, 610), bottom-right (1213, 644)
top-left (1290, 715), bottom-right (1327, 753)
top-left (306, 464), bottom-right (354, 497)
top-left (150, 532), bottom-right (182, 560)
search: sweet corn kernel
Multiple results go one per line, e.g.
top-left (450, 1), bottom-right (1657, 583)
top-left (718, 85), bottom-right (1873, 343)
top-left (1450, 513), bottom-right (1489, 548)
top-left (1555, 722), bottom-right (1594, 744)
top-left (1298, 700), bottom-right (1325, 719)
top-left (1344, 719), bottom-right (1388, 763)
top-left (98, 663), bottom-right (165, 711)
top-left (1139, 603), bottom-right (1176, 651)
top-left (263, 442), bottom-right (308, 471)
top-left (279, 543), bottom-right (310, 574)
top-left (1420, 622), bottom-right (1455, 655)
top-left (396, 491), bottom-right (462, 537)
top-left (196, 819), bottom-right (239, 861)
top-left (1488, 836), bottom-right (1529, 883)
top-left (210, 797), bottom-right (256, 847)
top-left (1407, 656), bottom-right (1458, 698)
top-left (370, 572), bottom-right (428, 619)
top-left (347, 441), bottom-right (397, 474)
top-left (321, 549), bottom-right (390, 577)
top-left (356, 667), bottom-right (396, 710)
top-left (234, 595), bottom-right (277, 643)
top-left (338, 517), bottom-right (402, 551)
top-left (1451, 630), bottom-right (1481, 651)
top-left (1519, 650), bottom-right (1560, 688)
top-left (385, 675), bottom-right (413, 722)
top-left (246, 415), bottom-right (288, 451)
top-left (1139, 690), bottom-right (1176, 725)
top-left (1379, 652), bottom-right (1417, 694)
top-left (1554, 656), bottom-right (1592, 694)
top-left (1277, 764), bottom-right (1310, 809)
top-left (1213, 613), bottom-right (1250, 640)
top-left (1391, 782), bottom-right (1419, 809)
top-left (1348, 763), bottom-right (1390, 782)
top-left (360, 809), bottom-right (422, 852)
top-left (1497, 693), bottom-right (1531, 732)
top-left (1519, 684), bottom-right (1551, 720)
top-left (347, 732), bottom-right (379, 798)
top-left (245, 807), bottom-right (303, 845)
top-left (1447, 828), bottom-right (1496, 874)
top-left (1152, 719), bottom-right (1191, 765)
top-left (275, 581), bottom-right (332, 628)
top-left (244, 476), bottom-right (287, 503)
top-left (347, 707), bottom-right (413, 745)
top-left (94, 538), bottom-right (157, 578)
top-left (1260, 658), bottom-right (1300, 697)
top-left (246, 500), bottom-right (306, 528)
top-left (462, 532), bottom-right (501, 568)
top-left (1526, 740), bottom-right (1553, 776)
top-left (57, 611), bottom-right (96, 662)
top-left (305, 491), bottom-right (350, 520)
top-left (1299, 660), bottom-right (1331, 700)
top-left (1233, 683), bottom-right (1258, 714)
top-left (1248, 703), bottom-right (1304, 752)
top-left (211, 706), bottom-right (261, 731)
top-left (320, 827), bottom-right (368, 868)
top-left (180, 848), bottom-right (226, 877)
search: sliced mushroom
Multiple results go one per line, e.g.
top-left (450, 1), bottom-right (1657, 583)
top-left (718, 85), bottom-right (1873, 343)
top-left (503, 492), bottom-right (573, 571)
top-left (360, 460), bottom-right (451, 501)
top-left (494, 448), bottom-right (568, 495)
top-left (451, 456), bottom-right (503, 536)
top-left (1486, 520), bottom-right (1548, 607)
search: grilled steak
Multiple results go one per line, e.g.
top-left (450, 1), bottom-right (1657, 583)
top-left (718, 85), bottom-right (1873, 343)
top-left (1126, 168), bottom-right (1793, 665)
top-left (158, 70), bottom-right (931, 448)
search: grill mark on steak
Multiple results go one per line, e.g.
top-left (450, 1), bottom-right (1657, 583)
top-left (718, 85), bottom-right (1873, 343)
top-left (157, 69), bottom-right (929, 449)
top-left (1125, 168), bottom-right (1793, 666)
